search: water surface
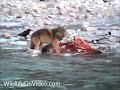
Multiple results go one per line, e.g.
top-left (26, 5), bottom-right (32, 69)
top-left (0, 17), bottom-right (120, 90)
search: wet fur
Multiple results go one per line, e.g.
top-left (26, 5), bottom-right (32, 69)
top-left (30, 26), bottom-right (66, 54)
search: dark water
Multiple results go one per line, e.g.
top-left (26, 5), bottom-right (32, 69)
top-left (0, 48), bottom-right (120, 90)
top-left (0, 17), bottom-right (120, 90)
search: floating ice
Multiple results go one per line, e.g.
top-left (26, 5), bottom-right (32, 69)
top-left (0, 22), bottom-right (21, 27)
top-left (9, 41), bottom-right (28, 46)
top-left (27, 49), bottom-right (41, 55)
top-left (63, 53), bottom-right (72, 56)
top-left (0, 38), bottom-right (10, 43)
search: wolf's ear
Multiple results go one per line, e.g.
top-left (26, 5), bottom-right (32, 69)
top-left (47, 29), bottom-right (52, 34)
top-left (47, 29), bottom-right (54, 37)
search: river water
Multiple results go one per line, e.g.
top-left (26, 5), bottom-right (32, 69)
top-left (0, 13), bottom-right (120, 90)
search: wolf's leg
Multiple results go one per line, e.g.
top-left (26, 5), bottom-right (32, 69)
top-left (39, 42), bottom-right (43, 53)
top-left (52, 39), bottom-right (61, 53)
top-left (30, 37), bottom-right (40, 50)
